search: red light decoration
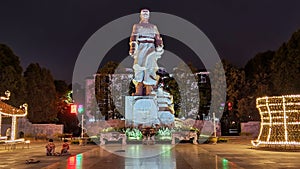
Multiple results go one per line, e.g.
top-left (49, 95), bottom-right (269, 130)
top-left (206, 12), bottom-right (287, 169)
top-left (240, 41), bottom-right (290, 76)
top-left (227, 102), bottom-right (232, 111)
top-left (67, 156), bottom-right (76, 169)
top-left (70, 104), bottom-right (77, 114)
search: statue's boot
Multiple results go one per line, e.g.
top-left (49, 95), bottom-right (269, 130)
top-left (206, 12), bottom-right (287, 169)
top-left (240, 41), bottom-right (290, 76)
top-left (145, 85), bottom-right (153, 95)
top-left (134, 82), bottom-right (144, 96)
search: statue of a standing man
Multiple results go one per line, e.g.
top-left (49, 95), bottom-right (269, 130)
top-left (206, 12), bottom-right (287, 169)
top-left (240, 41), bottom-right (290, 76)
top-left (129, 9), bottom-right (164, 96)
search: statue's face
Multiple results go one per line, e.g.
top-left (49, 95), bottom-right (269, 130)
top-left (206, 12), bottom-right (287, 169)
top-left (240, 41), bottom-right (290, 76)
top-left (140, 9), bottom-right (150, 20)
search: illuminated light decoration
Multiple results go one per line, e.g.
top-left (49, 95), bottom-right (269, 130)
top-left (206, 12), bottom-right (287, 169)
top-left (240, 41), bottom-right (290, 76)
top-left (70, 104), bottom-right (78, 114)
top-left (78, 105), bottom-right (84, 114)
top-left (227, 102), bottom-right (233, 111)
top-left (0, 90), bottom-right (28, 141)
top-left (67, 156), bottom-right (76, 169)
top-left (64, 91), bottom-right (73, 104)
top-left (125, 128), bottom-right (143, 140)
top-left (75, 154), bottom-right (83, 167)
top-left (252, 95), bottom-right (300, 147)
top-left (157, 128), bottom-right (172, 140)
top-left (222, 158), bottom-right (228, 168)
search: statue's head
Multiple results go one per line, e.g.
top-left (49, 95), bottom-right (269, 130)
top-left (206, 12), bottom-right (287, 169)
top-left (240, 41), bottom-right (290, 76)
top-left (140, 9), bottom-right (150, 21)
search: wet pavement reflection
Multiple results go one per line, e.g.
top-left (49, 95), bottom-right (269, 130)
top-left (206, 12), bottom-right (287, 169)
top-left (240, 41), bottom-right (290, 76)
top-left (60, 144), bottom-right (242, 169)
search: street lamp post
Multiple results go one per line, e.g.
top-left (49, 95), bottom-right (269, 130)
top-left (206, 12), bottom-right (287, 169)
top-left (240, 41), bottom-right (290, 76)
top-left (81, 114), bottom-right (84, 138)
top-left (213, 112), bottom-right (216, 138)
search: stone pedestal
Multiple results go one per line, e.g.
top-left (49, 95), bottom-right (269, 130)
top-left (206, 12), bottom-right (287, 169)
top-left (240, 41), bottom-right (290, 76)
top-left (99, 132), bottom-right (126, 145)
top-left (141, 127), bottom-right (156, 145)
top-left (125, 96), bottom-right (159, 127)
top-left (171, 131), bottom-right (198, 145)
top-left (125, 95), bottom-right (175, 127)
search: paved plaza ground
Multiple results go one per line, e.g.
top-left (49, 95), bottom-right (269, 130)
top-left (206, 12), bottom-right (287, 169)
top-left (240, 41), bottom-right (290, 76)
top-left (1, 137), bottom-right (300, 169)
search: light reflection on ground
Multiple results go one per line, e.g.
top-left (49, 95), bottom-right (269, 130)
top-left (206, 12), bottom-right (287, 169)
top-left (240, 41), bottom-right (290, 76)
top-left (67, 154), bottom-right (83, 169)
top-left (64, 144), bottom-right (240, 169)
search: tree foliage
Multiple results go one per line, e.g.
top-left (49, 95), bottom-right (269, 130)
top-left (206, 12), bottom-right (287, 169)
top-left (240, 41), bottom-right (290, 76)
top-left (240, 51), bottom-right (275, 121)
top-left (239, 29), bottom-right (300, 121)
top-left (157, 69), bottom-right (181, 117)
top-left (271, 29), bottom-right (300, 95)
top-left (0, 44), bottom-right (26, 106)
top-left (24, 63), bottom-right (57, 123)
top-left (54, 81), bottom-right (80, 134)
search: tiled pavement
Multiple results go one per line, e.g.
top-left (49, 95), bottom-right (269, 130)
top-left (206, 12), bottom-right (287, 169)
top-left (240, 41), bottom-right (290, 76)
top-left (1, 137), bottom-right (300, 169)
top-left (200, 137), bottom-right (300, 169)
top-left (0, 140), bottom-right (96, 169)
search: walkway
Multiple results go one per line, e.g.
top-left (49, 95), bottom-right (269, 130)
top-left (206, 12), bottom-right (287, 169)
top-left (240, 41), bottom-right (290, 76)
top-left (1, 137), bottom-right (300, 169)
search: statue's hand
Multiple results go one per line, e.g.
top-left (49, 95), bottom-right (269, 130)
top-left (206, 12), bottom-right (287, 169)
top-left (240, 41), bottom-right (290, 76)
top-left (129, 50), bottom-right (134, 57)
top-left (129, 49), bottom-right (137, 58)
top-left (156, 46), bottom-right (163, 52)
top-left (156, 47), bottom-right (164, 57)
top-left (129, 42), bottom-right (138, 57)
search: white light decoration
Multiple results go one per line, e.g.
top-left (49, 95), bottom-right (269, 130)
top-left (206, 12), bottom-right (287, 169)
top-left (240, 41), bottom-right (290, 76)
top-left (252, 95), bottom-right (300, 147)
top-left (0, 90), bottom-right (28, 141)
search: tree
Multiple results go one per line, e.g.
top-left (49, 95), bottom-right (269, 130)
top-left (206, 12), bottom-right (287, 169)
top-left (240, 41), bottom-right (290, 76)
top-left (24, 63), bottom-right (57, 123)
top-left (241, 51), bottom-right (275, 121)
top-left (222, 60), bottom-right (247, 127)
top-left (222, 60), bottom-right (246, 104)
top-left (271, 29), bottom-right (300, 95)
top-left (54, 80), bottom-right (69, 96)
top-left (55, 81), bottom-right (80, 135)
top-left (0, 44), bottom-right (26, 107)
top-left (240, 29), bottom-right (300, 122)
top-left (157, 69), bottom-right (181, 117)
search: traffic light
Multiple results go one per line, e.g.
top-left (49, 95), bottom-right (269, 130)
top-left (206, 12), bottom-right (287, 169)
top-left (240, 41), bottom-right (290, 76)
top-left (70, 104), bottom-right (78, 114)
top-left (227, 102), bottom-right (233, 111)
top-left (78, 105), bottom-right (84, 114)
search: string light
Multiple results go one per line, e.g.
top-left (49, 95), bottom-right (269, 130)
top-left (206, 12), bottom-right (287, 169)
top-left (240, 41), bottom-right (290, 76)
top-left (252, 95), bottom-right (300, 147)
top-left (0, 91), bottom-right (28, 141)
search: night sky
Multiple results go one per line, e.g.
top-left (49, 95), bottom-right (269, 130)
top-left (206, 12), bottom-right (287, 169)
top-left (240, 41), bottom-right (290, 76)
top-left (1, 0), bottom-right (300, 83)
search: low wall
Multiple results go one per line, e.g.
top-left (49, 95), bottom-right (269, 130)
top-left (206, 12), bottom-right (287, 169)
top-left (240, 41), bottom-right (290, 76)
top-left (240, 121), bottom-right (260, 137)
top-left (85, 119), bottom-right (221, 137)
top-left (186, 119), bottom-right (221, 136)
top-left (17, 118), bottom-right (63, 138)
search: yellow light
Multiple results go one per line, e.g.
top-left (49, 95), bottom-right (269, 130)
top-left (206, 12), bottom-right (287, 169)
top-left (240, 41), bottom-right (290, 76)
top-left (252, 95), bottom-right (300, 147)
top-left (70, 104), bottom-right (77, 114)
